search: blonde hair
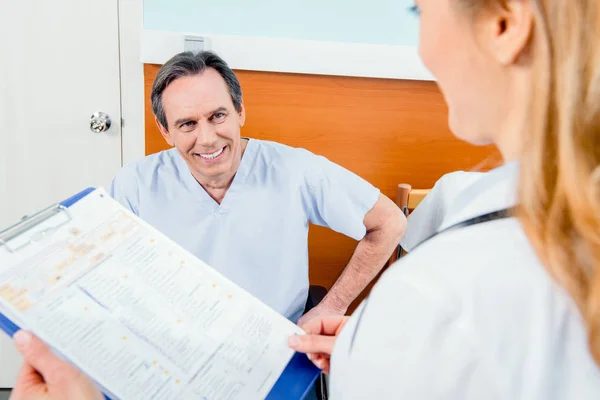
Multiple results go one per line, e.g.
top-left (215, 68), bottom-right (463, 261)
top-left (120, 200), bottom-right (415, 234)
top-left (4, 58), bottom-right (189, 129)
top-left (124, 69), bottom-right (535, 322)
top-left (462, 0), bottom-right (600, 364)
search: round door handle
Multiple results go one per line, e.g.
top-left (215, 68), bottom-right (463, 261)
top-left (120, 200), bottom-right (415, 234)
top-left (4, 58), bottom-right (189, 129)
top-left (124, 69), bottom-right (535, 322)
top-left (90, 112), bottom-right (112, 133)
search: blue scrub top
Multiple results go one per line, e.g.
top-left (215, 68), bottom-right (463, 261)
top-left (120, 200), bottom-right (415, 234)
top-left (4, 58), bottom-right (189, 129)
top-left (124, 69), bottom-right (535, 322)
top-left (109, 139), bottom-right (380, 322)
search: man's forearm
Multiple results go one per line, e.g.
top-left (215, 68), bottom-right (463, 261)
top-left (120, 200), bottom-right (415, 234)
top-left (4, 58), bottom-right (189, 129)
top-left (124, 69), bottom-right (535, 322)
top-left (321, 222), bottom-right (403, 312)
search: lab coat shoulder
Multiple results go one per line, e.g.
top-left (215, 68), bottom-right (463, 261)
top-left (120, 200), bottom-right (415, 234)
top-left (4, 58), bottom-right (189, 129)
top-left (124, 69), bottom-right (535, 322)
top-left (333, 161), bottom-right (600, 399)
top-left (400, 170), bottom-right (483, 251)
top-left (342, 256), bottom-right (502, 399)
top-left (343, 218), bottom-right (533, 399)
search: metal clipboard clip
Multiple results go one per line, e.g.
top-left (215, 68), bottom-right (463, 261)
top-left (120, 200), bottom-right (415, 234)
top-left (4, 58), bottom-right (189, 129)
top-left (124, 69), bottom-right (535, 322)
top-left (0, 203), bottom-right (72, 253)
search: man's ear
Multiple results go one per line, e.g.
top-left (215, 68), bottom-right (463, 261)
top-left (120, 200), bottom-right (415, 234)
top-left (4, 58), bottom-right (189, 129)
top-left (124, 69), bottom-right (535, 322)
top-left (238, 103), bottom-right (246, 127)
top-left (155, 116), bottom-right (174, 147)
top-left (481, 0), bottom-right (534, 65)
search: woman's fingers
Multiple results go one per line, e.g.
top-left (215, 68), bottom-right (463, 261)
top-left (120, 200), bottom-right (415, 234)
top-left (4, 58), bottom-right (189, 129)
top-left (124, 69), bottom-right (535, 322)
top-left (13, 331), bottom-right (71, 385)
top-left (303, 352), bottom-right (331, 372)
top-left (299, 316), bottom-right (348, 336)
top-left (288, 334), bottom-right (336, 356)
top-left (315, 358), bottom-right (330, 374)
top-left (290, 315), bottom-right (347, 374)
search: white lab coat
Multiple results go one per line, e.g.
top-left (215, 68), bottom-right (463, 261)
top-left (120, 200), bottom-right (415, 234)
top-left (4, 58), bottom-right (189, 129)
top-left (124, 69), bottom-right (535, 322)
top-left (329, 162), bottom-right (600, 399)
top-left (399, 170), bottom-right (483, 252)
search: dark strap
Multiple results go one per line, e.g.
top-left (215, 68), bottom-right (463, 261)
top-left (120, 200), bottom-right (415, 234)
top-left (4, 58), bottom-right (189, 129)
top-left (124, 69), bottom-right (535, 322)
top-left (411, 206), bottom-right (516, 251)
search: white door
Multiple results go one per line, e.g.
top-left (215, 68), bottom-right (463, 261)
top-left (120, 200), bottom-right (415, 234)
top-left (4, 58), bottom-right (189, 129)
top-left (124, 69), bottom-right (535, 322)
top-left (0, 0), bottom-right (122, 387)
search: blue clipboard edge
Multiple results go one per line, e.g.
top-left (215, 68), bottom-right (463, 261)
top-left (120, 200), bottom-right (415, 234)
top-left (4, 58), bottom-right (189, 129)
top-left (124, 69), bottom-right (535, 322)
top-left (267, 352), bottom-right (321, 400)
top-left (0, 313), bottom-right (20, 338)
top-left (60, 187), bottom-right (96, 208)
top-left (1, 187), bottom-right (320, 399)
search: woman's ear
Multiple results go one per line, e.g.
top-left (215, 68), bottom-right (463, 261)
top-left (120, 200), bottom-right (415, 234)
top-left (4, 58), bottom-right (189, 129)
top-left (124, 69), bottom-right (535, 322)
top-left (480, 0), bottom-right (534, 65)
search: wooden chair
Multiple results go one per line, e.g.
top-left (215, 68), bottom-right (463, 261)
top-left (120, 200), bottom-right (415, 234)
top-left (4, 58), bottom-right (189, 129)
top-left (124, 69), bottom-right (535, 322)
top-left (388, 184), bottom-right (431, 265)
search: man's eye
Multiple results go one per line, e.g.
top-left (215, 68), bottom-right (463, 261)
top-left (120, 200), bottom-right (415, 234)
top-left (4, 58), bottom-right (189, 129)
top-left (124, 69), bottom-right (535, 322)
top-left (210, 112), bottom-right (227, 123)
top-left (179, 121), bottom-right (196, 131)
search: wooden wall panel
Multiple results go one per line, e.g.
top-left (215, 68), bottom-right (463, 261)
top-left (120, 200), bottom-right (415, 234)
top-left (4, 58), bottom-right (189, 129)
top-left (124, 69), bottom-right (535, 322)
top-left (144, 64), bottom-right (500, 312)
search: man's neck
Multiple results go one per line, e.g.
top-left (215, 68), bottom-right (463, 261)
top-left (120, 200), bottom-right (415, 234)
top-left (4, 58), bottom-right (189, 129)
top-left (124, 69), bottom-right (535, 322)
top-left (193, 139), bottom-right (248, 204)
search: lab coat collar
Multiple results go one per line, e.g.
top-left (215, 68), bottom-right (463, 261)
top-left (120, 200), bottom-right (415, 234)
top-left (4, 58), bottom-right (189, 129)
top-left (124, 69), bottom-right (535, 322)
top-left (438, 161), bottom-right (520, 231)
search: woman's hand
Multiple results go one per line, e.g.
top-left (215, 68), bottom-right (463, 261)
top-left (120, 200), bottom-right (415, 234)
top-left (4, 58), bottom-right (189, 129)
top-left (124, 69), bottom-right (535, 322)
top-left (10, 331), bottom-right (104, 400)
top-left (288, 315), bottom-right (350, 374)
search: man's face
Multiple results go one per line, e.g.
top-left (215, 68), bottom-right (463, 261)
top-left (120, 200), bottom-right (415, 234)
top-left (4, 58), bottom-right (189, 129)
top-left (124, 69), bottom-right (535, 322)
top-left (156, 68), bottom-right (246, 184)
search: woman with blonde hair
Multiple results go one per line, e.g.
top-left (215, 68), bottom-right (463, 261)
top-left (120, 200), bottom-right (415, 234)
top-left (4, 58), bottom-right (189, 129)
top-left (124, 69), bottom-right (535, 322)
top-left (291, 0), bottom-right (600, 397)
top-left (8, 0), bottom-right (600, 398)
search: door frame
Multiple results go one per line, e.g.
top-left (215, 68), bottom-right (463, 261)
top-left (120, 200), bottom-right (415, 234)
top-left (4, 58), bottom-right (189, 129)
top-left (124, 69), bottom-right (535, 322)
top-left (118, 0), bottom-right (146, 166)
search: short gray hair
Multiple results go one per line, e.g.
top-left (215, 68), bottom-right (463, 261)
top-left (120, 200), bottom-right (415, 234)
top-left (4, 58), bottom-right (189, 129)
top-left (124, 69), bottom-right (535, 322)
top-left (151, 51), bottom-right (243, 130)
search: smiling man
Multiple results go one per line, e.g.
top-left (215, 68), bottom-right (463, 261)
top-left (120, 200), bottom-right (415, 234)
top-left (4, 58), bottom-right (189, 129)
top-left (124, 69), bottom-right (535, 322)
top-left (110, 51), bottom-right (405, 326)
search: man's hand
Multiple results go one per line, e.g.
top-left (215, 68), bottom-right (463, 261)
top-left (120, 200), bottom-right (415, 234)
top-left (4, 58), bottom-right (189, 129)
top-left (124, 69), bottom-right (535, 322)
top-left (297, 301), bottom-right (346, 328)
top-left (10, 331), bottom-right (104, 400)
top-left (288, 315), bottom-right (350, 374)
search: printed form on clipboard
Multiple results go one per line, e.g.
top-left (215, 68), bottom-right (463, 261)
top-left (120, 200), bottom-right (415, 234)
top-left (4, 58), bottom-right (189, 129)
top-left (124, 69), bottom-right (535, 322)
top-left (0, 188), bottom-right (320, 400)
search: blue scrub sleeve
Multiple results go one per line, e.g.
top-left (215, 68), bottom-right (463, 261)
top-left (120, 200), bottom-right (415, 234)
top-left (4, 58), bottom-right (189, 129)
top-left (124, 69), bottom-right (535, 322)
top-left (301, 152), bottom-right (380, 241)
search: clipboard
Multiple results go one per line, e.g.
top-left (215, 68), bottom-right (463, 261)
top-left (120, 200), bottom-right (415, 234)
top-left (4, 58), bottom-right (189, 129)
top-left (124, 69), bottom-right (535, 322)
top-left (0, 187), bottom-right (320, 400)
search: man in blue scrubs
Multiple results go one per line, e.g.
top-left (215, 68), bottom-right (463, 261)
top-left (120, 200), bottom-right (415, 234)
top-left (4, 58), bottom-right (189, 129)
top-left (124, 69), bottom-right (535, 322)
top-left (110, 51), bottom-right (405, 326)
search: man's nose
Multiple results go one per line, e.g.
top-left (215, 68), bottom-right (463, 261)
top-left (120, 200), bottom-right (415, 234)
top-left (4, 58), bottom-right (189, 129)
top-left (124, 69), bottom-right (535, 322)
top-left (195, 122), bottom-right (218, 147)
